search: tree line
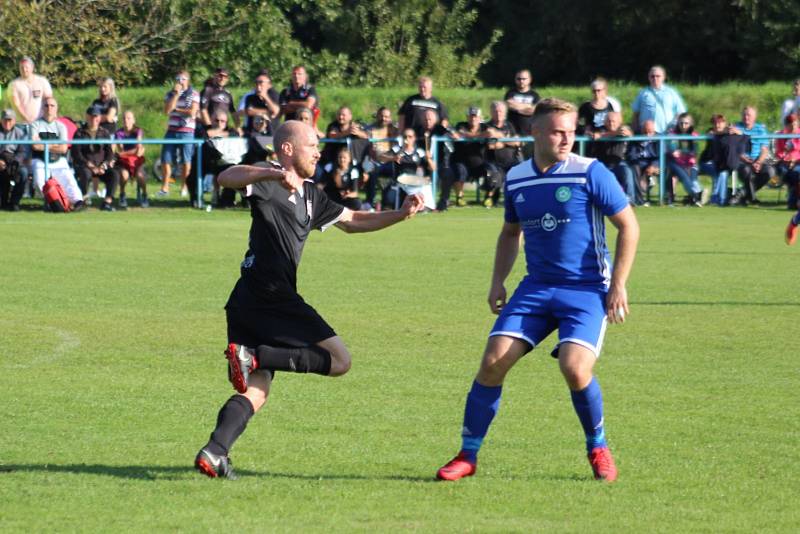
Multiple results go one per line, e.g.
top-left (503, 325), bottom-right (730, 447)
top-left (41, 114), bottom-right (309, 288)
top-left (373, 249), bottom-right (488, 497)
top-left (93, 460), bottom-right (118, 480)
top-left (0, 0), bottom-right (796, 88)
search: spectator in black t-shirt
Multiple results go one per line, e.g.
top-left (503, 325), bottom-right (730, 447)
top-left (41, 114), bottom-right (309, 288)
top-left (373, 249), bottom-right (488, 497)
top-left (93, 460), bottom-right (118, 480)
top-left (279, 66), bottom-right (319, 121)
top-left (322, 147), bottom-right (362, 211)
top-left (398, 76), bottom-right (449, 132)
top-left (72, 105), bottom-right (119, 211)
top-left (484, 101), bottom-right (521, 207)
top-left (451, 107), bottom-right (488, 207)
top-left (242, 114), bottom-right (274, 165)
top-left (320, 106), bottom-right (370, 171)
top-left (200, 67), bottom-right (238, 131)
top-left (578, 77), bottom-right (622, 138)
top-left (92, 77), bottom-right (120, 133)
top-left (377, 128), bottom-right (432, 209)
top-left (504, 69), bottom-right (540, 136)
top-left (414, 108), bottom-right (455, 211)
top-left (365, 106), bottom-right (400, 210)
top-left (240, 69), bottom-right (280, 133)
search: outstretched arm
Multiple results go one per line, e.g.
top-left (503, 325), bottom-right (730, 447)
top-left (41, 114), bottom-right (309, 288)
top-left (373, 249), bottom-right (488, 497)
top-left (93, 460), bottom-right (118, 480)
top-left (335, 193), bottom-right (424, 233)
top-left (217, 163), bottom-right (300, 192)
top-left (606, 205), bottom-right (639, 324)
top-left (488, 222), bottom-right (522, 314)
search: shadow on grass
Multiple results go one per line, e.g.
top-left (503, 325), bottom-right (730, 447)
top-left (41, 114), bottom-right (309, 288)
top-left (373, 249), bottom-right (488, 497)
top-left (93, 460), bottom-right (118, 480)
top-left (0, 463), bottom-right (435, 483)
top-left (638, 301), bottom-right (800, 307)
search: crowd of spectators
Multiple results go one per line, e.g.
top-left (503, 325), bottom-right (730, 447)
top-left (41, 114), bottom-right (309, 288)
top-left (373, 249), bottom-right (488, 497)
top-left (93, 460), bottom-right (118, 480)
top-left (2, 57), bottom-right (800, 213)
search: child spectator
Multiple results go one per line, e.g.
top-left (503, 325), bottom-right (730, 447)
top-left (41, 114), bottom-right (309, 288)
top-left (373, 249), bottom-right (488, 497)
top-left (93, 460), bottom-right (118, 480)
top-left (114, 110), bottom-right (148, 207)
top-left (322, 147), bottom-right (362, 211)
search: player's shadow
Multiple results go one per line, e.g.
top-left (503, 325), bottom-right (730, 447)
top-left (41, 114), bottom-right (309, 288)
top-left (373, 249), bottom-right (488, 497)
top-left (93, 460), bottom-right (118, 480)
top-left (0, 463), bottom-right (434, 483)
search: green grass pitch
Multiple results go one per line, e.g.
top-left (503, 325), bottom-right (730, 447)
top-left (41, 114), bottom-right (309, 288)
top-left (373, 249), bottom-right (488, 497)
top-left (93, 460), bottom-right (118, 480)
top-left (1, 198), bottom-right (798, 532)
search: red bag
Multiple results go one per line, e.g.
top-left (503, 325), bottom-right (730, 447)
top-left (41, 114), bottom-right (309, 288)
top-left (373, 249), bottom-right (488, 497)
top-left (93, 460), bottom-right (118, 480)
top-left (43, 177), bottom-right (71, 213)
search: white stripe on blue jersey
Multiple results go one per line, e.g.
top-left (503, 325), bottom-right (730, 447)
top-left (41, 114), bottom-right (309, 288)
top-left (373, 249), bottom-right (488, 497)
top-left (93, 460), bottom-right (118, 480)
top-left (503, 153), bottom-right (629, 286)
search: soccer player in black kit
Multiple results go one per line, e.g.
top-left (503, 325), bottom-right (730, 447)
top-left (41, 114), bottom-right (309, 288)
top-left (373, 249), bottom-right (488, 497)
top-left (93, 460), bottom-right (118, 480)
top-left (194, 121), bottom-right (424, 479)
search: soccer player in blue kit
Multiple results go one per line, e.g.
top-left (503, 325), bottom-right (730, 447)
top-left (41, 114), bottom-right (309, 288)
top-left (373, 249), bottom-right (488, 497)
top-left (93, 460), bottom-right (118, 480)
top-left (436, 98), bottom-right (639, 482)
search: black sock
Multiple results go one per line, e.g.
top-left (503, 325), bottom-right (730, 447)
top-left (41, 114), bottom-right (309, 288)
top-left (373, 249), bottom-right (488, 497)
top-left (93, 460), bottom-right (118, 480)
top-left (255, 344), bottom-right (332, 375)
top-left (206, 395), bottom-right (254, 456)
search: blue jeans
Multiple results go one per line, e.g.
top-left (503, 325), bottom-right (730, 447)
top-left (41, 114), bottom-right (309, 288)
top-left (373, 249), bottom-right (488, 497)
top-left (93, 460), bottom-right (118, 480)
top-left (667, 161), bottom-right (702, 197)
top-left (609, 162), bottom-right (636, 204)
top-left (699, 161), bottom-right (727, 205)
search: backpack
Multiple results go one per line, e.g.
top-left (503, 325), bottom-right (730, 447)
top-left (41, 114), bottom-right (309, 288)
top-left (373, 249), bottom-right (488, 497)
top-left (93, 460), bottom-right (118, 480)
top-left (43, 177), bottom-right (71, 212)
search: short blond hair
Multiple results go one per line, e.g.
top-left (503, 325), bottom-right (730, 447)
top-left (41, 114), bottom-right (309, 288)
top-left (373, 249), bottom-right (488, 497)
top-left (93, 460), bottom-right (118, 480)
top-left (531, 98), bottom-right (577, 125)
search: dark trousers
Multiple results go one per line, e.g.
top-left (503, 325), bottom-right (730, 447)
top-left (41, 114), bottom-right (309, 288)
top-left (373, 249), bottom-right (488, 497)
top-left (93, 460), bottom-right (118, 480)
top-left (0, 159), bottom-right (26, 208)
top-left (736, 162), bottom-right (775, 201)
top-left (75, 165), bottom-right (118, 199)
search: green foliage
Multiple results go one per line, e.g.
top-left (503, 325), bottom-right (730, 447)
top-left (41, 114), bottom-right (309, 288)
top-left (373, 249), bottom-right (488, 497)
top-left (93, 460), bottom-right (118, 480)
top-left (1, 205), bottom-right (799, 531)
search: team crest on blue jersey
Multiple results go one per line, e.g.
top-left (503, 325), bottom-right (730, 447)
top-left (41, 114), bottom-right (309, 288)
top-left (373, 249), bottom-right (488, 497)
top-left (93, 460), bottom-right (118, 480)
top-left (555, 186), bottom-right (571, 202)
top-left (541, 213), bottom-right (557, 231)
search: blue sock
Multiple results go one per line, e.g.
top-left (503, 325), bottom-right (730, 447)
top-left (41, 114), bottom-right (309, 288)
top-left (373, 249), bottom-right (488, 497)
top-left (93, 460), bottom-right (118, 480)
top-left (460, 380), bottom-right (502, 463)
top-left (570, 377), bottom-right (607, 453)
top-left (792, 211), bottom-right (800, 226)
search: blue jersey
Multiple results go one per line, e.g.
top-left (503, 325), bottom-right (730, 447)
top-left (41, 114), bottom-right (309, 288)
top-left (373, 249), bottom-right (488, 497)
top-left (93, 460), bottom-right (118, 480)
top-left (503, 153), bottom-right (628, 286)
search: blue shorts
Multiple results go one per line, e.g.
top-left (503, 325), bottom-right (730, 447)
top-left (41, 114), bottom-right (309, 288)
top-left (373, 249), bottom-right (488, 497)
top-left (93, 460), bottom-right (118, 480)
top-left (489, 279), bottom-right (608, 357)
top-left (160, 130), bottom-right (195, 165)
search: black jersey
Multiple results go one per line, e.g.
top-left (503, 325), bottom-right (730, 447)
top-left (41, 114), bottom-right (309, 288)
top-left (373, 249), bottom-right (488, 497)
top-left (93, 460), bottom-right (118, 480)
top-left (226, 179), bottom-right (344, 308)
top-left (201, 85), bottom-right (236, 119)
top-left (399, 94), bottom-right (448, 130)
top-left (504, 88), bottom-right (540, 135)
top-left (242, 89), bottom-right (279, 130)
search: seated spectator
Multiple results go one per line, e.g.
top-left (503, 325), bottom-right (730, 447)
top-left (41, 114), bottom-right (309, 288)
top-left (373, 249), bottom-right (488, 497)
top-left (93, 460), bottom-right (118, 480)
top-left (200, 67), bottom-right (238, 132)
top-left (279, 65), bottom-right (319, 122)
top-left (698, 114), bottom-right (747, 206)
top-left (379, 128), bottom-right (432, 209)
top-left (239, 69), bottom-right (280, 133)
top-left (114, 110), bottom-right (148, 208)
top-left (399, 76), bottom-right (449, 131)
top-left (30, 97), bottom-right (84, 209)
top-left (414, 108), bottom-right (455, 210)
top-left (450, 107), bottom-right (488, 206)
top-left (322, 147), bottom-right (362, 211)
top-left (667, 113), bottom-right (706, 206)
top-left (91, 77), bottom-right (120, 133)
top-left (201, 111), bottom-right (245, 207)
top-left (730, 106), bottom-right (776, 205)
top-left (320, 106), bottom-right (370, 172)
top-left (364, 106), bottom-right (400, 210)
top-left (591, 111), bottom-right (637, 204)
top-left (781, 79), bottom-right (800, 123)
top-left (0, 109), bottom-right (28, 211)
top-left (578, 77), bottom-right (622, 138)
top-left (483, 101), bottom-right (520, 207)
top-left (774, 113), bottom-right (800, 209)
top-left (72, 105), bottom-right (119, 211)
top-left (241, 114), bottom-right (274, 165)
top-left (625, 119), bottom-right (660, 205)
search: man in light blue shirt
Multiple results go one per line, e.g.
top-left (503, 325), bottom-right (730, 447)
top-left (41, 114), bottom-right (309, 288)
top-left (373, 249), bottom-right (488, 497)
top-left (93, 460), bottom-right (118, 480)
top-left (731, 106), bottom-right (776, 205)
top-left (631, 65), bottom-right (686, 134)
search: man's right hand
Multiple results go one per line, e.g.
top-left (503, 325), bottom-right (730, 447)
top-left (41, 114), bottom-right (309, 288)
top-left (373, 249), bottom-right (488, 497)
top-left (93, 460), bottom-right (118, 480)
top-left (173, 83), bottom-right (182, 93)
top-left (488, 284), bottom-right (507, 315)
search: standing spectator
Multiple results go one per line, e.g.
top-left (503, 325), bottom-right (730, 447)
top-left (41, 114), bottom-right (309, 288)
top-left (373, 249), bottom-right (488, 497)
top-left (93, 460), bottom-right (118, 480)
top-left (239, 69), bottom-right (280, 132)
top-left (157, 70), bottom-right (200, 198)
top-left (279, 65), bottom-right (319, 122)
top-left (320, 106), bottom-right (369, 170)
top-left (774, 113), bottom-right (800, 210)
top-left (365, 106), bottom-right (400, 210)
top-left (0, 109), bottom-right (28, 211)
top-left (578, 77), bottom-right (622, 137)
top-left (666, 113), bottom-right (706, 206)
top-left (625, 119), bottom-right (660, 205)
top-left (504, 69), bottom-right (540, 136)
top-left (781, 79), bottom-right (800, 123)
top-left (115, 110), bottom-right (148, 208)
top-left (592, 111), bottom-right (637, 205)
top-left (730, 106), bottom-right (776, 205)
top-left (30, 97), bottom-right (83, 208)
top-left (200, 67), bottom-right (238, 131)
top-left (398, 76), bottom-right (449, 132)
top-left (631, 65), bottom-right (686, 133)
top-left (91, 77), bottom-right (120, 133)
top-left (8, 57), bottom-right (53, 133)
top-left (72, 106), bottom-right (119, 211)
top-left (484, 101), bottom-right (521, 207)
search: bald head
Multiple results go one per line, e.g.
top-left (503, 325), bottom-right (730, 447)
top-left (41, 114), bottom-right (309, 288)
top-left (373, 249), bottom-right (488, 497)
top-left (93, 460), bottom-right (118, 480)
top-left (273, 120), bottom-right (319, 179)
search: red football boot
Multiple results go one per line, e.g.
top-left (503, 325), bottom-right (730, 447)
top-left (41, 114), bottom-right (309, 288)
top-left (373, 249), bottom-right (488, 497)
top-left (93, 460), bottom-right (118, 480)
top-left (588, 446), bottom-right (618, 482)
top-left (225, 343), bottom-right (257, 394)
top-left (785, 220), bottom-right (798, 245)
top-left (436, 452), bottom-right (477, 481)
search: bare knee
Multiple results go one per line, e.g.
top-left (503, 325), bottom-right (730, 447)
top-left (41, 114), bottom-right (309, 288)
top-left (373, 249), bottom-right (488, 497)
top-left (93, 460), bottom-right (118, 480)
top-left (558, 343), bottom-right (596, 391)
top-left (328, 349), bottom-right (351, 376)
top-left (475, 336), bottom-right (529, 386)
top-left (243, 370), bottom-right (271, 411)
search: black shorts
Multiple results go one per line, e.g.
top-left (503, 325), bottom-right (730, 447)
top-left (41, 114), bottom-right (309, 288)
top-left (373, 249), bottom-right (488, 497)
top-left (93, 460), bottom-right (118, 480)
top-left (226, 299), bottom-right (336, 349)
